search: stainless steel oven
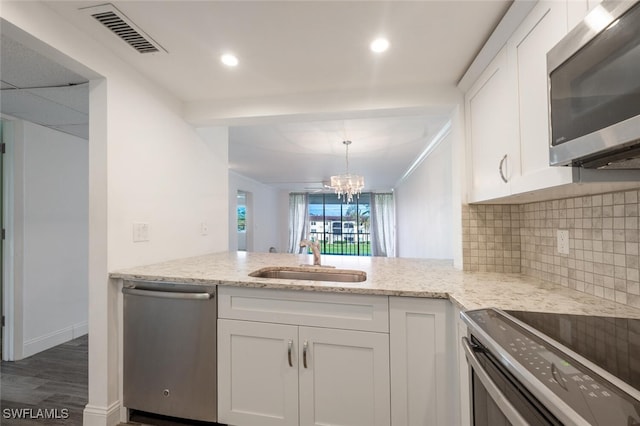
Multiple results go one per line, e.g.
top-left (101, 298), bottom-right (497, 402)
top-left (461, 309), bottom-right (640, 426)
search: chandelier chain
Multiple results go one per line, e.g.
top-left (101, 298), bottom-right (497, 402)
top-left (345, 140), bottom-right (350, 173)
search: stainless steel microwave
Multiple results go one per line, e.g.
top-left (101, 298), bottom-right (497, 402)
top-left (548, 0), bottom-right (640, 169)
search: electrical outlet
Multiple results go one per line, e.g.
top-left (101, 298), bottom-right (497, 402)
top-left (557, 229), bottom-right (569, 255)
top-left (201, 222), bottom-right (209, 236)
top-left (133, 223), bottom-right (150, 242)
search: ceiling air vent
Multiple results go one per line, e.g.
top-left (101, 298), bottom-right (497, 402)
top-left (80, 4), bottom-right (167, 54)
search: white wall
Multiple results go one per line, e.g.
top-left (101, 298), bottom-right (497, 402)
top-left (1, 3), bottom-right (466, 424)
top-left (16, 121), bottom-right (89, 358)
top-left (449, 107), bottom-right (465, 268)
top-left (228, 171), bottom-right (282, 253)
top-left (108, 84), bottom-right (229, 270)
top-left (395, 133), bottom-right (454, 259)
top-left (1, 4), bottom-right (230, 425)
top-left (278, 190), bottom-right (291, 252)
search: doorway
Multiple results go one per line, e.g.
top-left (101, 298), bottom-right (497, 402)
top-left (237, 190), bottom-right (253, 252)
top-left (237, 191), bottom-right (246, 251)
top-left (0, 31), bottom-right (91, 361)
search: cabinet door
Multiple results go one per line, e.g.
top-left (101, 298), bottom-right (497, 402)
top-left (298, 326), bottom-right (390, 426)
top-left (466, 47), bottom-right (517, 202)
top-left (509, 0), bottom-right (573, 195)
top-left (389, 297), bottom-right (450, 426)
top-left (218, 319), bottom-right (299, 426)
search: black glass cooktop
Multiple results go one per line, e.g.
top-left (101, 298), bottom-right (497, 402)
top-left (506, 310), bottom-right (640, 391)
top-left (465, 309), bottom-right (640, 425)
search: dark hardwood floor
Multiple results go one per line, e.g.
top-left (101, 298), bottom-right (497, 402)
top-left (1, 337), bottom-right (224, 426)
top-left (1, 335), bottom-right (88, 425)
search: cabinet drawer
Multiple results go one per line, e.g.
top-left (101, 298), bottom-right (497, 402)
top-left (218, 286), bottom-right (389, 332)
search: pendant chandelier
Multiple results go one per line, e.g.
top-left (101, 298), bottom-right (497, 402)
top-left (330, 140), bottom-right (365, 204)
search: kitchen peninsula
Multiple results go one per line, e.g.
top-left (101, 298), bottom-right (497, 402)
top-left (112, 251), bottom-right (640, 317)
top-left (112, 251), bottom-right (640, 426)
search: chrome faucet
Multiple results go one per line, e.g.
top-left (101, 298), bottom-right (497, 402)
top-left (300, 239), bottom-right (321, 266)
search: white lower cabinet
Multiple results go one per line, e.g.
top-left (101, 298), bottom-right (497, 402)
top-left (299, 326), bottom-right (390, 426)
top-left (218, 319), bottom-right (299, 426)
top-left (218, 287), bottom-right (457, 426)
top-left (217, 286), bottom-right (391, 426)
top-left (389, 297), bottom-right (452, 426)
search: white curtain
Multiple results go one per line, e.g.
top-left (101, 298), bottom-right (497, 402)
top-left (288, 193), bottom-right (309, 253)
top-left (371, 193), bottom-right (396, 257)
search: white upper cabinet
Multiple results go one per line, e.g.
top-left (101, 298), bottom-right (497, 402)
top-left (508, 0), bottom-right (574, 195)
top-left (464, 0), bottom-right (596, 202)
top-left (465, 47), bottom-right (517, 203)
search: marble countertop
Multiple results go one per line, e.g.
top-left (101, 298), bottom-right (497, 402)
top-left (110, 251), bottom-right (640, 318)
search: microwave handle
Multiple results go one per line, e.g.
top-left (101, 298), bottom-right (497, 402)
top-left (462, 337), bottom-right (529, 425)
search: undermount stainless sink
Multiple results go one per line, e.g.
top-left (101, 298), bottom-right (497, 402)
top-left (249, 267), bottom-right (367, 283)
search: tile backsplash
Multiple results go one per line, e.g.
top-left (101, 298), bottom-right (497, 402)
top-left (462, 189), bottom-right (640, 309)
top-left (461, 204), bottom-right (522, 273)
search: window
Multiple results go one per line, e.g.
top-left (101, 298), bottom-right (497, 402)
top-left (308, 193), bottom-right (371, 256)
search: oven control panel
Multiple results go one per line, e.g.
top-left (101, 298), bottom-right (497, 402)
top-left (465, 309), bottom-right (640, 426)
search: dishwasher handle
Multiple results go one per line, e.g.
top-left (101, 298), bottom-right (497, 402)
top-left (123, 287), bottom-right (213, 300)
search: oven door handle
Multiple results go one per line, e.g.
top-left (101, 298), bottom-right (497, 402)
top-left (462, 337), bottom-right (529, 426)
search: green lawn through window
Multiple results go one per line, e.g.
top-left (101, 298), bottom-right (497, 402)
top-left (307, 242), bottom-right (371, 256)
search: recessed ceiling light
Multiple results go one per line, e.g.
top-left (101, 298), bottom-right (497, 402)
top-left (221, 53), bottom-right (239, 67)
top-left (370, 37), bottom-right (390, 53)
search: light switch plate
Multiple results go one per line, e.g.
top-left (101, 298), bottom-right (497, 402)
top-left (557, 229), bottom-right (569, 255)
top-left (133, 223), bottom-right (150, 242)
top-left (201, 222), bottom-right (209, 236)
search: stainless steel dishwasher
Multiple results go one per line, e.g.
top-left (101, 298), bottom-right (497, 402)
top-left (123, 280), bottom-right (217, 423)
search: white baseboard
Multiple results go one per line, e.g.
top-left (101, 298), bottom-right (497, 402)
top-left (22, 320), bottom-right (88, 358)
top-left (83, 401), bottom-right (121, 426)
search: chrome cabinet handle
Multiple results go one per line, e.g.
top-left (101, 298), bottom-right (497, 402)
top-left (303, 341), bottom-right (308, 369)
top-left (462, 337), bottom-right (527, 425)
top-left (287, 340), bottom-right (293, 367)
top-left (499, 154), bottom-right (508, 183)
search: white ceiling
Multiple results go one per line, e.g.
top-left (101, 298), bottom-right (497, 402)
top-left (1, 1), bottom-right (512, 190)
top-left (45, 1), bottom-right (511, 102)
top-left (0, 36), bottom-right (89, 139)
top-left (230, 113), bottom-right (450, 191)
